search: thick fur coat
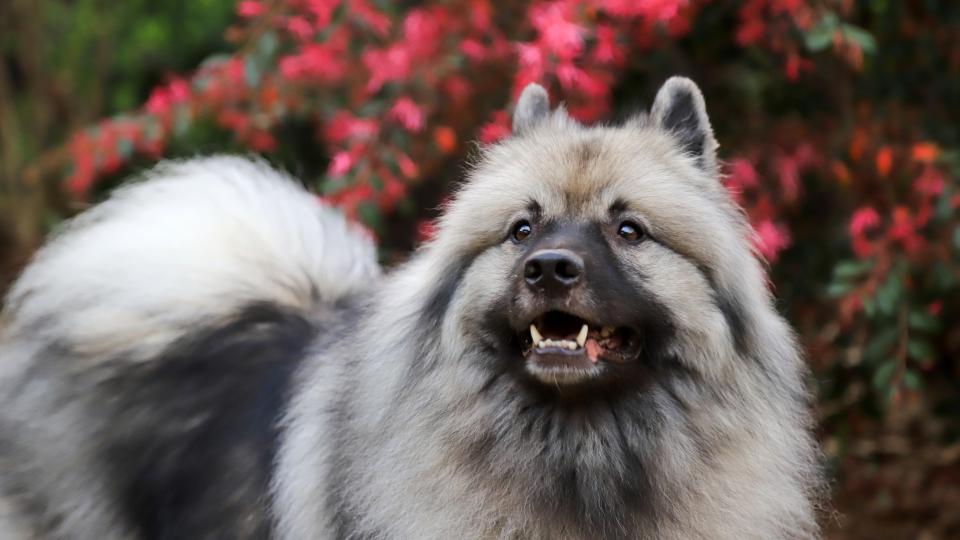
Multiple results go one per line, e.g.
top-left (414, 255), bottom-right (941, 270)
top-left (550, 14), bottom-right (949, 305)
top-left (0, 78), bottom-right (822, 539)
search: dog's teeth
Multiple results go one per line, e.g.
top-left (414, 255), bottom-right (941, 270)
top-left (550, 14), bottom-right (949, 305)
top-left (567, 341), bottom-right (577, 350)
top-left (576, 324), bottom-right (588, 347)
top-left (537, 340), bottom-right (545, 348)
top-left (601, 326), bottom-right (614, 338)
top-left (530, 324), bottom-right (543, 343)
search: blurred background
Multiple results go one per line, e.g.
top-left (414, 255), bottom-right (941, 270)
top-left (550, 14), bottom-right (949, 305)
top-left (1, 0), bottom-right (957, 537)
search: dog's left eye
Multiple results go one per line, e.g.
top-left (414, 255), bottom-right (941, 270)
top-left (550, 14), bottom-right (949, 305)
top-left (617, 221), bottom-right (645, 242)
top-left (511, 220), bottom-right (533, 242)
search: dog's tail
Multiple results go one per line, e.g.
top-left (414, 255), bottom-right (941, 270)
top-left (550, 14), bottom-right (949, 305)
top-left (1, 156), bottom-right (379, 363)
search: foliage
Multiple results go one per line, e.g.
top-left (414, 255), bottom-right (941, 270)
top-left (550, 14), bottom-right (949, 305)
top-left (5, 0), bottom-right (960, 535)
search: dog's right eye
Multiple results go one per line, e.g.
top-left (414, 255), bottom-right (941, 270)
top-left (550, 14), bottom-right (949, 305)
top-left (511, 220), bottom-right (532, 242)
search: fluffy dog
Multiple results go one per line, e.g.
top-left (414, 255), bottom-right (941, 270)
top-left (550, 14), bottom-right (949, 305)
top-left (0, 77), bottom-right (822, 539)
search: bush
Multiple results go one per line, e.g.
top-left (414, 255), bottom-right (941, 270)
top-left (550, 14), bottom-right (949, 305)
top-left (15, 0), bottom-right (960, 535)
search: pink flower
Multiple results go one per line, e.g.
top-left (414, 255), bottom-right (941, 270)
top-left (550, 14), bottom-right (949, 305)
top-left (601, 0), bottom-right (683, 19)
top-left (324, 112), bottom-right (379, 143)
top-left (305, 0), bottom-right (338, 28)
top-left (887, 206), bottom-right (924, 253)
top-left (530, 2), bottom-right (583, 60)
top-left (848, 206), bottom-right (880, 258)
top-left (777, 155), bottom-right (801, 203)
top-left (849, 207), bottom-right (880, 237)
top-left (280, 43), bottom-right (347, 82)
top-left (395, 152), bottom-right (419, 179)
top-left (479, 110), bottom-right (511, 143)
top-left (913, 167), bottom-right (945, 197)
top-left (328, 151), bottom-right (357, 177)
top-left (145, 87), bottom-right (172, 116)
top-left (237, 1), bottom-right (265, 18)
top-left (727, 158), bottom-right (759, 189)
top-left (460, 39), bottom-right (487, 61)
top-left (362, 45), bottom-right (411, 93)
top-left (403, 8), bottom-right (445, 58)
top-left (389, 97), bottom-right (425, 133)
top-left (593, 25), bottom-right (624, 65)
top-left (167, 79), bottom-right (190, 103)
top-left (349, 0), bottom-right (391, 36)
top-left (753, 219), bottom-right (791, 262)
top-left (516, 43), bottom-right (545, 84)
top-left (286, 17), bottom-right (314, 41)
top-left (556, 63), bottom-right (607, 98)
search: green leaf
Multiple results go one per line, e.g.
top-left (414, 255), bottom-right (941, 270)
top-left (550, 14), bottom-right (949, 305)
top-left (863, 327), bottom-right (898, 363)
top-left (255, 31), bottom-right (278, 62)
top-left (825, 281), bottom-right (854, 298)
top-left (116, 138), bottom-right (134, 159)
top-left (908, 310), bottom-right (941, 332)
top-left (872, 360), bottom-right (897, 392)
top-left (804, 12), bottom-right (839, 52)
top-left (903, 369), bottom-right (923, 391)
top-left (907, 338), bottom-right (935, 361)
top-left (833, 259), bottom-right (873, 279)
top-left (841, 24), bottom-right (878, 54)
top-left (875, 273), bottom-right (902, 316)
top-left (357, 201), bottom-right (382, 231)
top-left (244, 56), bottom-right (262, 88)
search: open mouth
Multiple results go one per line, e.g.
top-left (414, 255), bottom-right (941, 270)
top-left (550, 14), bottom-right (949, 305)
top-left (519, 311), bottom-right (640, 384)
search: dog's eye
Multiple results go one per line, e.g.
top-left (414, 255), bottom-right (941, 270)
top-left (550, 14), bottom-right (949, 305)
top-left (617, 221), bottom-right (644, 242)
top-left (511, 220), bottom-right (532, 242)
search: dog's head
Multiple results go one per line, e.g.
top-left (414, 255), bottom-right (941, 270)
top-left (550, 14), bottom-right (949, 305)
top-left (424, 77), bottom-right (768, 397)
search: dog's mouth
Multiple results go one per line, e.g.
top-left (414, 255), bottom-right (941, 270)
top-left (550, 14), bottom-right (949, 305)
top-left (518, 310), bottom-right (641, 385)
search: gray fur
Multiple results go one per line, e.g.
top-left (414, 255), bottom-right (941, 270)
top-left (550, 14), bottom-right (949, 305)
top-left (0, 79), bottom-right (823, 539)
top-left (512, 83), bottom-right (551, 135)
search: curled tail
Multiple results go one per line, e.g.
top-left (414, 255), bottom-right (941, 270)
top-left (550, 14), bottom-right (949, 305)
top-left (2, 155), bottom-right (379, 362)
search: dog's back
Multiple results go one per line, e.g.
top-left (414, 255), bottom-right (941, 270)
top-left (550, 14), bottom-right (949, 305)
top-left (0, 157), bottom-right (378, 538)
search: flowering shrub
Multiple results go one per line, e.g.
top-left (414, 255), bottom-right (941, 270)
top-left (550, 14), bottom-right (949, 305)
top-left (33, 1), bottom-right (960, 533)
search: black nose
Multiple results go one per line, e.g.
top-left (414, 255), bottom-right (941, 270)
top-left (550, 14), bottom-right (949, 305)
top-left (524, 249), bottom-right (584, 293)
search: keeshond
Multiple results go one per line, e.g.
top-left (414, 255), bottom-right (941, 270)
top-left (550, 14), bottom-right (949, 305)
top-left (0, 78), bottom-right (823, 539)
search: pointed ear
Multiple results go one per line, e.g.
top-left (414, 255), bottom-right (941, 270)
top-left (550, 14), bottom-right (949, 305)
top-left (651, 77), bottom-right (718, 172)
top-left (512, 83), bottom-right (551, 135)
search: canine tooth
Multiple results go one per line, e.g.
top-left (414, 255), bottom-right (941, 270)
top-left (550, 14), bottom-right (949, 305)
top-left (576, 324), bottom-right (588, 347)
top-left (530, 324), bottom-right (543, 343)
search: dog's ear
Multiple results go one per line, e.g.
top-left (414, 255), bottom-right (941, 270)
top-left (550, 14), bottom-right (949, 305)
top-left (651, 77), bottom-right (718, 173)
top-left (512, 83), bottom-right (551, 135)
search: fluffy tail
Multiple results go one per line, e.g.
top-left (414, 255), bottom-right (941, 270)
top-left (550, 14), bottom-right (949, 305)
top-left (1, 156), bottom-right (379, 362)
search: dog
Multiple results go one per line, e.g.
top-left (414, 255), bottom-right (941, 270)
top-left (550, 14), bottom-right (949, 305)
top-left (0, 77), bottom-right (822, 539)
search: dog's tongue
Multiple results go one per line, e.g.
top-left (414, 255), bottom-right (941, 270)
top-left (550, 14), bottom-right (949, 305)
top-left (585, 338), bottom-right (601, 363)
